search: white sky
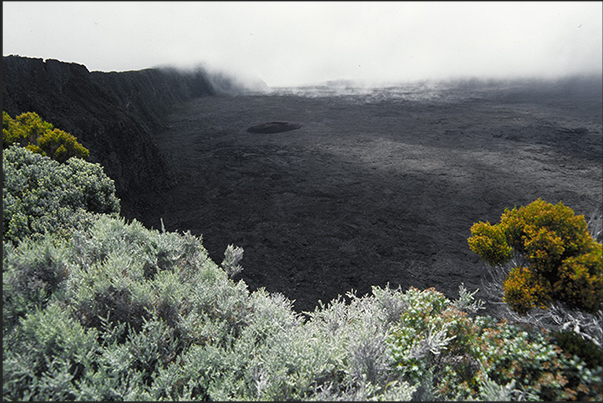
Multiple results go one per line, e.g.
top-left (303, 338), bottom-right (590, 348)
top-left (3, 1), bottom-right (602, 87)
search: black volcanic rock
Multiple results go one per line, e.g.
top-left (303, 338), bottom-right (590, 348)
top-left (2, 56), bottom-right (216, 218)
top-left (247, 121), bottom-right (302, 134)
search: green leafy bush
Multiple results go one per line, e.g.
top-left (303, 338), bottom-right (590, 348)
top-left (468, 198), bottom-right (603, 314)
top-left (388, 287), bottom-right (603, 401)
top-left (3, 111), bottom-right (89, 162)
top-left (2, 145), bottom-right (120, 244)
top-left (552, 330), bottom-right (603, 370)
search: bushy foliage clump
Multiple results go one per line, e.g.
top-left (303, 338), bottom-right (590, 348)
top-left (388, 287), bottom-right (603, 401)
top-left (3, 215), bottom-right (418, 400)
top-left (468, 198), bottom-right (602, 314)
top-left (552, 330), bottom-right (603, 370)
top-left (3, 145), bottom-right (120, 244)
top-left (3, 111), bottom-right (53, 148)
top-left (3, 111), bottom-right (89, 162)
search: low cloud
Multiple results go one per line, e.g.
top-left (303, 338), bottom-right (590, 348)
top-left (3, 2), bottom-right (601, 87)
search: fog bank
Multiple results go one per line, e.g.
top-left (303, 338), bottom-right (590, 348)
top-left (3, 2), bottom-right (601, 87)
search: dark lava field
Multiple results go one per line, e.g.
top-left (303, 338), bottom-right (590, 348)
top-left (134, 81), bottom-right (602, 314)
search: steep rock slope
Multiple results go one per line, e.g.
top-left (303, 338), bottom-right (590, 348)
top-left (2, 55), bottom-right (215, 216)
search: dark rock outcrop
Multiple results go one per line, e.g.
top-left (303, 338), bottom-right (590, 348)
top-left (2, 55), bottom-right (215, 218)
top-left (247, 121), bottom-right (302, 134)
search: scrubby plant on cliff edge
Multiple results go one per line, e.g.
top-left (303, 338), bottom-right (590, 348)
top-left (468, 198), bottom-right (603, 315)
top-left (2, 145), bottom-right (120, 244)
top-left (3, 111), bottom-right (89, 162)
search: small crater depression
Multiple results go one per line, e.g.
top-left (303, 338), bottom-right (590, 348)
top-left (247, 121), bottom-right (302, 134)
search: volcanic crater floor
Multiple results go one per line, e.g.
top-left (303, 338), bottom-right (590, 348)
top-left (132, 86), bottom-right (602, 315)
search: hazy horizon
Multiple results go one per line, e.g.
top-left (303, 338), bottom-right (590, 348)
top-left (3, 2), bottom-right (602, 87)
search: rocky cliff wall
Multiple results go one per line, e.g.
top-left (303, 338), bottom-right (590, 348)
top-left (2, 55), bottom-right (216, 218)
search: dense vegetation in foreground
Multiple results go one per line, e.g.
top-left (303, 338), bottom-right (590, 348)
top-left (3, 119), bottom-right (603, 400)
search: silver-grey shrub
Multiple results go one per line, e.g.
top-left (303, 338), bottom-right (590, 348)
top-left (2, 145), bottom-right (120, 244)
top-left (3, 213), bottom-right (418, 400)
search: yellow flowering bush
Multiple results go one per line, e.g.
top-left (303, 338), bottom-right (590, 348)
top-left (503, 266), bottom-right (553, 313)
top-left (3, 111), bottom-right (89, 162)
top-left (468, 199), bottom-right (602, 314)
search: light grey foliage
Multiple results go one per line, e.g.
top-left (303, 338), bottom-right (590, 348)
top-left (371, 283), bottom-right (408, 324)
top-left (2, 145), bottom-right (120, 244)
top-left (468, 371), bottom-right (535, 401)
top-left (408, 324), bottom-right (456, 360)
top-left (505, 304), bottom-right (603, 349)
top-left (177, 283), bottom-right (416, 401)
top-left (300, 286), bottom-right (415, 400)
top-left (221, 244), bottom-right (244, 278)
top-left (477, 377), bottom-right (517, 401)
top-left (451, 283), bottom-right (485, 314)
top-left (587, 204), bottom-right (602, 243)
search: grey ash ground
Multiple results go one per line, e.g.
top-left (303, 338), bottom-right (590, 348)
top-left (135, 82), bottom-right (602, 314)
